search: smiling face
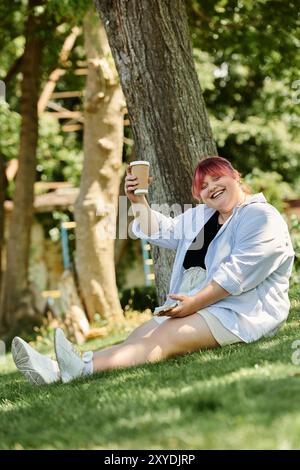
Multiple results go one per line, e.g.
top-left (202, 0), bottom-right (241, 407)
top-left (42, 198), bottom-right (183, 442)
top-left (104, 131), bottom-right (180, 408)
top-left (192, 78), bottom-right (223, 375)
top-left (200, 173), bottom-right (245, 214)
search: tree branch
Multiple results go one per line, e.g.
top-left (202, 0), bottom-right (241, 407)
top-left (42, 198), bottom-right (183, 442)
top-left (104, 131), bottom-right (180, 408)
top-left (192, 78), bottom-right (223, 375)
top-left (3, 55), bottom-right (24, 84)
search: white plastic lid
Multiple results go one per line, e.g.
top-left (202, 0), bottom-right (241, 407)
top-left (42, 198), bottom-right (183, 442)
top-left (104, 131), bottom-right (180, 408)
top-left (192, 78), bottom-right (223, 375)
top-left (130, 160), bottom-right (150, 166)
top-left (134, 189), bottom-right (148, 194)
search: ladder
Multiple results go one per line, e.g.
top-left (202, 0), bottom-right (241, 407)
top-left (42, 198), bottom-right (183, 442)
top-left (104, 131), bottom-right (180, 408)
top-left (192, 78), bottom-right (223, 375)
top-left (140, 239), bottom-right (155, 286)
top-left (60, 221), bottom-right (76, 270)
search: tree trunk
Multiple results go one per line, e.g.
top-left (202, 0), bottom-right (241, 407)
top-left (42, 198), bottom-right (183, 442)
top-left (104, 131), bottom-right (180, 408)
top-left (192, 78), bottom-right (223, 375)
top-left (58, 270), bottom-right (90, 344)
top-left (0, 0), bottom-right (44, 328)
top-left (94, 0), bottom-right (217, 303)
top-left (0, 154), bottom-right (6, 290)
top-left (74, 11), bottom-right (124, 324)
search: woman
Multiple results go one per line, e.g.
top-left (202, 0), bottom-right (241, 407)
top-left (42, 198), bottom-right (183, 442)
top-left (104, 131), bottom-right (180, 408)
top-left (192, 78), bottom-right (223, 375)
top-left (12, 157), bottom-right (295, 385)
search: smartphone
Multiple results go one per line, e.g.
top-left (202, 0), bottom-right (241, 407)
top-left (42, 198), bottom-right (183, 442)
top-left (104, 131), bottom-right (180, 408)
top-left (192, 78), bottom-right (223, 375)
top-left (153, 301), bottom-right (179, 316)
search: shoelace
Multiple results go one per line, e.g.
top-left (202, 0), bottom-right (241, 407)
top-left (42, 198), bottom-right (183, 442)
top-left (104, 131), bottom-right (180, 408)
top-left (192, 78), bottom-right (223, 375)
top-left (71, 343), bottom-right (82, 358)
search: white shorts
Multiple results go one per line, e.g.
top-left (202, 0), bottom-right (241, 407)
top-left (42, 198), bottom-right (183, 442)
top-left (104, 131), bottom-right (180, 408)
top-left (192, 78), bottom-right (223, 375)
top-left (153, 266), bottom-right (243, 347)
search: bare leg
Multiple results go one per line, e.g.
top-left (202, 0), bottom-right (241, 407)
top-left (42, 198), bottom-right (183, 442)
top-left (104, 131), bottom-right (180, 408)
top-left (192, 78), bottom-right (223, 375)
top-left (93, 318), bottom-right (159, 361)
top-left (92, 314), bottom-right (219, 373)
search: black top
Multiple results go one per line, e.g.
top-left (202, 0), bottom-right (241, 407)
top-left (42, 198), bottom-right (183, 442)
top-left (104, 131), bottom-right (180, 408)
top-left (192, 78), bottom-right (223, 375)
top-left (183, 211), bottom-right (223, 270)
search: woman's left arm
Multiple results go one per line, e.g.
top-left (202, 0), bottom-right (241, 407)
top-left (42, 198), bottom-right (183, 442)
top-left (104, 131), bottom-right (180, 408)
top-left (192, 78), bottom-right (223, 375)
top-left (167, 281), bottom-right (230, 318)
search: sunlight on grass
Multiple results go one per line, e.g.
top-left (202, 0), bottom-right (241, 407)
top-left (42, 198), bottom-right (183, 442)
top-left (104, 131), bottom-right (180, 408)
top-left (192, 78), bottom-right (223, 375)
top-left (1, 288), bottom-right (300, 449)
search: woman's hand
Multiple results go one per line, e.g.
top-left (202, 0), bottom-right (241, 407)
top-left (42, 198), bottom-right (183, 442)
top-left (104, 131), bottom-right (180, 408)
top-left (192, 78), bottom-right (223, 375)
top-left (162, 293), bottom-right (199, 318)
top-left (124, 165), bottom-right (153, 204)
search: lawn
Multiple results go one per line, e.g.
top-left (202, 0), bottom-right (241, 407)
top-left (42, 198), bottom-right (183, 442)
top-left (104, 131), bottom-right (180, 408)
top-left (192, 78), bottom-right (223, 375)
top-left (1, 288), bottom-right (300, 450)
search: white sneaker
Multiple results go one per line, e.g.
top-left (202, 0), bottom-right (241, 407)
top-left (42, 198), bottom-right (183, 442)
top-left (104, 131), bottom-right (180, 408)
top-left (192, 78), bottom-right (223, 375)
top-left (54, 328), bottom-right (93, 383)
top-left (12, 337), bottom-right (60, 386)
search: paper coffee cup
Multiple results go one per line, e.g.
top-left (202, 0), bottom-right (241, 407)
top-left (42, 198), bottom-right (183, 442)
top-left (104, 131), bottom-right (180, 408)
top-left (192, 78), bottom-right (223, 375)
top-left (130, 161), bottom-right (150, 195)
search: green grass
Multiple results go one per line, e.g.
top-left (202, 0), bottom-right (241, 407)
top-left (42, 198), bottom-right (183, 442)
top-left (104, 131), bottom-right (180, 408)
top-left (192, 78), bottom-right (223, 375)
top-left (1, 289), bottom-right (300, 450)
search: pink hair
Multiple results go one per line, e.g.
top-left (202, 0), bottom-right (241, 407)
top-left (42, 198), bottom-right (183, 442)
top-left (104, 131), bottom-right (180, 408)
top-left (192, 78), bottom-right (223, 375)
top-left (192, 156), bottom-right (246, 201)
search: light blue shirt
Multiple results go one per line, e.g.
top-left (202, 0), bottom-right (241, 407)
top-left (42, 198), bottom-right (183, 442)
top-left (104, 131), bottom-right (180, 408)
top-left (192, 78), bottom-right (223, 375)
top-left (132, 193), bottom-right (295, 342)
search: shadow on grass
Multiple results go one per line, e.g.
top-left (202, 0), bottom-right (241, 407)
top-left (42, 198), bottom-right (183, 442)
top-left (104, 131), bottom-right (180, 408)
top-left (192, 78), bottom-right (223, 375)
top-left (1, 324), bottom-right (300, 449)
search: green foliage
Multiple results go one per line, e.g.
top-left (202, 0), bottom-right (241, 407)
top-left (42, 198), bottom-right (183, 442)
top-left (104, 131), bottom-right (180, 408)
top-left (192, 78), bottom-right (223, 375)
top-left (119, 285), bottom-right (158, 312)
top-left (193, 49), bottom-right (216, 91)
top-left (0, 102), bottom-right (21, 161)
top-left (208, 79), bottom-right (300, 183)
top-left (3, 0), bottom-right (298, 196)
top-left (0, 1), bottom-right (86, 194)
top-left (188, 0), bottom-right (300, 185)
top-left (37, 115), bottom-right (83, 185)
top-left (116, 238), bottom-right (140, 288)
top-left (0, 106), bottom-right (83, 197)
top-left (243, 168), bottom-right (297, 212)
top-left (0, 1), bottom-right (26, 55)
top-left (35, 210), bottom-right (73, 241)
top-left (46, 0), bottom-right (89, 24)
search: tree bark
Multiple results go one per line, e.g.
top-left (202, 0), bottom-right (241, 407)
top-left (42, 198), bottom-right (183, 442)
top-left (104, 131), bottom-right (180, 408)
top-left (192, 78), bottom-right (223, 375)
top-left (0, 0), bottom-right (45, 328)
top-left (94, 0), bottom-right (217, 303)
top-left (0, 154), bottom-right (7, 290)
top-left (74, 11), bottom-right (124, 324)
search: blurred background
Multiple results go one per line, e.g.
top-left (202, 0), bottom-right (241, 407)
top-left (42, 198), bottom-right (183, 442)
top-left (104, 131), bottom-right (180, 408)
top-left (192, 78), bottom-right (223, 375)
top-left (0, 0), bottom-right (299, 344)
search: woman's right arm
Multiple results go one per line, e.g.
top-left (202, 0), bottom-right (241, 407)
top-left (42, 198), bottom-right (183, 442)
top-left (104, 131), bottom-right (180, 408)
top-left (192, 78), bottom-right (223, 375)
top-left (125, 166), bottom-right (184, 249)
top-left (125, 167), bottom-right (159, 236)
